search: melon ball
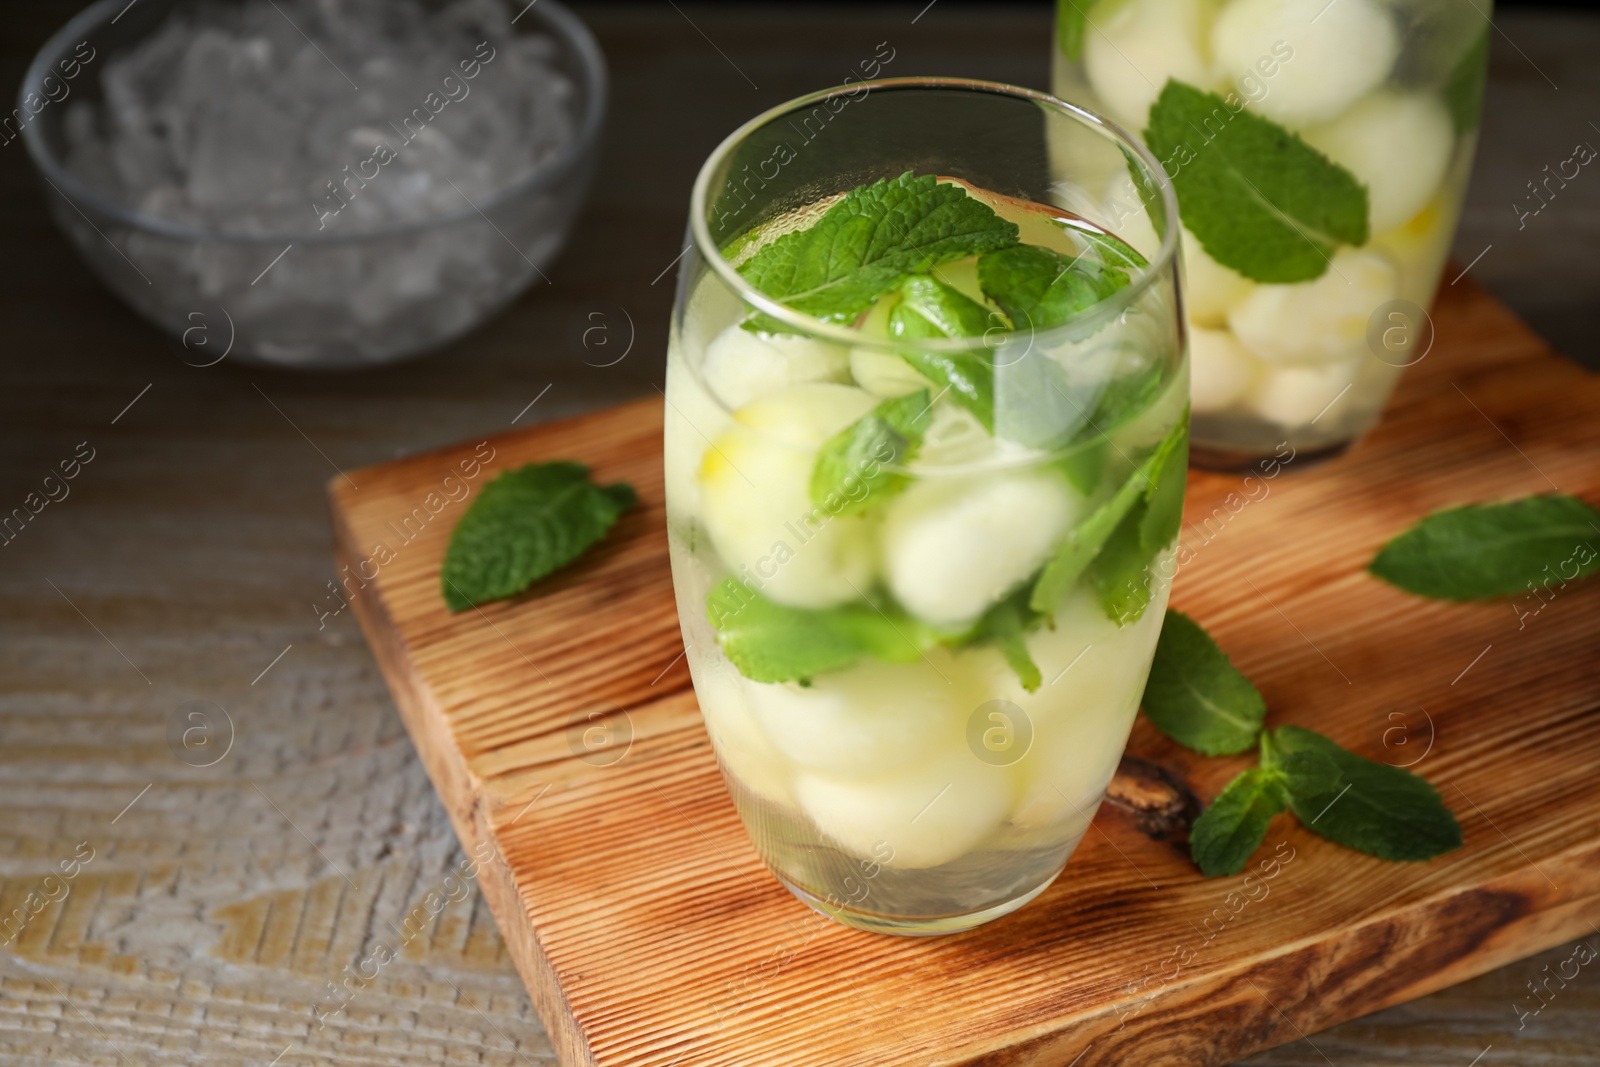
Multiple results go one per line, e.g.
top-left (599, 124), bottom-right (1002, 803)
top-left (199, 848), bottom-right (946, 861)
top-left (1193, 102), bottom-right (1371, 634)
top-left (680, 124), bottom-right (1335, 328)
top-left (700, 324), bottom-right (851, 409)
top-left (1182, 226), bottom-right (1255, 328)
top-left (1303, 91), bottom-right (1454, 233)
top-left (997, 582), bottom-right (1169, 829)
top-left (849, 346), bottom-right (928, 398)
top-left (1228, 248), bottom-right (1399, 364)
top-left (914, 403), bottom-right (1000, 470)
top-left (746, 653), bottom-right (965, 778)
top-left (699, 383), bottom-right (878, 609)
top-left (1247, 361), bottom-right (1359, 429)
top-left (1188, 326), bottom-right (1259, 414)
top-left (1212, 0), bottom-right (1399, 126)
top-left (795, 748), bottom-right (1015, 869)
top-left (663, 352), bottom-right (735, 520)
top-left (693, 663), bottom-right (796, 808)
top-left (881, 470), bottom-right (1080, 628)
top-left (1085, 0), bottom-right (1215, 130)
top-left (1370, 186), bottom-right (1457, 304)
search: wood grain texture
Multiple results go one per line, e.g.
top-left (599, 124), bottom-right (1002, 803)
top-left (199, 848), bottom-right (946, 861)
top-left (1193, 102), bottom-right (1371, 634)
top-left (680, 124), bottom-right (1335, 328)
top-left (326, 279), bottom-right (1600, 1067)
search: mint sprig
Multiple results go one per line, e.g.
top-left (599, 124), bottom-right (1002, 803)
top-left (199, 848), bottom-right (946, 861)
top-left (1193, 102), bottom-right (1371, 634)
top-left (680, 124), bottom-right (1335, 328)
top-left (736, 172), bottom-right (1019, 327)
top-left (1144, 80), bottom-right (1369, 283)
top-left (809, 390), bottom-right (932, 516)
top-left (441, 463), bottom-right (636, 612)
top-left (1141, 610), bottom-right (1265, 756)
top-left (1368, 495), bottom-right (1600, 601)
top-left (1140, 611), bottom-right (1462, 876)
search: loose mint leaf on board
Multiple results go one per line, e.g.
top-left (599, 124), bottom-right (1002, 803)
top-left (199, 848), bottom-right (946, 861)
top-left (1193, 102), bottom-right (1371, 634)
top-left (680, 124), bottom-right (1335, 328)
top-left (810, 390), bottom-right (932, 515)
top-left (737, 172), bottom-right (1019, 327)
top-left (706, 578), bottom-right (938, 684)
top-left (441, 463), bottom-right (636, 612)
top-left (1444, 27), bottom-right (1491, 134)
top-left (1368, 495), bottom-right (1600, 600)
top-left (1265, 726), bottom-right (1463, 862)
top-left (1275, 746), bottom-right (1342, 798)
top-left (1141, 610), bottom-right (1266, 756)
top-left (1144, 80), bottom-right (1369, 283)
top-left (1030, 418), bottom-right (1187, 617)
top-left (978, 244), bottom-right (1131, 332)
top-left (1190, 767), bottom-right (1289, 878)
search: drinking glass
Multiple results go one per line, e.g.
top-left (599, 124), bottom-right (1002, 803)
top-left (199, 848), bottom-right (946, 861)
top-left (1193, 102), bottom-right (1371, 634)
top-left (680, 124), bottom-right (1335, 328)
top-left (1053, 0), bottom-right (1491, 466)
top-left (664, 78), bottom-right (1186, 934)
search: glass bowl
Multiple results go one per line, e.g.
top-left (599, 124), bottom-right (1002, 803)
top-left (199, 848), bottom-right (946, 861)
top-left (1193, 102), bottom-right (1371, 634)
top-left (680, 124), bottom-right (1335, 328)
top-left (19, 0), bottom-right (606, 369)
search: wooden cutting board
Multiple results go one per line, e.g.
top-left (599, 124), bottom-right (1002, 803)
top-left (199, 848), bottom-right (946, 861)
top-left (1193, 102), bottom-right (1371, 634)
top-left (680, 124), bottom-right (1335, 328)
top-left (327, 279), bottom-right (1600, 1067)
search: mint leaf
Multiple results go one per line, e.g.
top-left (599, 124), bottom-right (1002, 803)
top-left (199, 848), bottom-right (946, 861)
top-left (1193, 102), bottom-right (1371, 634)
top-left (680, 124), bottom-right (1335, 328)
top-left (1056, 0), bottom-right (1097, 62)
top-left (1368, 495), bottom-right (1600, 600)
top-left (1030, 418), bottom-right (1187, 616)
top-left (978, 244), bottom-right (1131, 332)
top-left (1086, 418), bottom-right (1189, 624)
top-left (441, 463), bottom-right (636, 612)
top-left (1135, 413), bottom-right (1189, 555)
top-left (1141, 610), bottom-right (1266, 756)
top-left (1145, 80), bottom-right (1369, 283)
top-left (1071, 225), bottom-right (1149, 271)
top-left (1265, 726), bottom-right (1463, 862)
top-left (995, 348), bottom-right (1088, 451)
top-left (810, 390), bottom-right (932, 515)
top-left (737, 172), bottom-right (1019, 325)
top-left (888, 275), bottom-right (1001, 431)
top-left (1275, 745), bottom-right (1342, 798)
top-left (707, 578), bottom-right (937, 683)
top-left (889, 274), bottom-right (1002, 339)
top-left (1190, 767), bottom-right (1288, 878)
top-left (1444, 27), bottom-right (1490, 134)
top-left (903, 349), bottom-right (998, 431)
top-left (1055, 438), bottom-right (1109, 496)
top-left (966, 586), bottom-right (1045, 692)
top-left (1081, 366), bottom-right (1166, 441)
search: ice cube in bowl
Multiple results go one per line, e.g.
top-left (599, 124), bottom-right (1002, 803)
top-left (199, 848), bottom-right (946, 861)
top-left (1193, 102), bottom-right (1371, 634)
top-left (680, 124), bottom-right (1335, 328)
top-left (18, 0), bottom-right (606, 369)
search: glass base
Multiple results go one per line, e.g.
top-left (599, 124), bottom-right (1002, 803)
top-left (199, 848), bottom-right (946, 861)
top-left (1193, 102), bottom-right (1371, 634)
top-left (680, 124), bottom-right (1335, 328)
top-left (777, 867), bottom-right (1064, 937)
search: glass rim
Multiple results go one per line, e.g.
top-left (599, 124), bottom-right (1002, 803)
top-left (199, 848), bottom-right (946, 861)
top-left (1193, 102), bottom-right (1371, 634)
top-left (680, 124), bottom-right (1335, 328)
top-left (19, 0), bottom-right (608, 248)
top-left (686, 76), bottom-right (1182, 355)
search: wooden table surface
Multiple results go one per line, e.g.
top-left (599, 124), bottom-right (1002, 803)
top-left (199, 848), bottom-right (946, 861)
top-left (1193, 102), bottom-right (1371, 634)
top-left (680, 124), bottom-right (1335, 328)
top-left (1, 4), bottom-right (1595, 1066)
